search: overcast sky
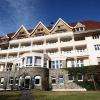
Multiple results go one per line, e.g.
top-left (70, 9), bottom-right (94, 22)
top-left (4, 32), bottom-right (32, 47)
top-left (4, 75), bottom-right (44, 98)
top-left (0, 0), bottom-right (100, 35)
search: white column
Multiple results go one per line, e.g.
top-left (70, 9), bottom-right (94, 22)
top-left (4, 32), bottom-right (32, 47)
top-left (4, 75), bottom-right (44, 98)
top-left (30, 41), bottom-right (33, 53)
top-left (41, 57), bottom-right (44, 67)
top-left (17, 43), bottom-right (21, 58)
top-left (58, 37), bottom-right (61, 54)
top-left (33, 56), bottom-right (35, 67)
top-left (5, 53), bottom-right (9, 71)
top-left (47, 60), bottom-right (49, 68)
top-left (43, 38), bottom-right (46, 54)
top-left (72, 33), bottom-right (77, 67)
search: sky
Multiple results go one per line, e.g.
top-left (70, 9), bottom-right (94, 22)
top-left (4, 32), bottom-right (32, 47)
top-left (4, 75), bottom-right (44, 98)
top-left (0, 0), bottom-right (100, 35)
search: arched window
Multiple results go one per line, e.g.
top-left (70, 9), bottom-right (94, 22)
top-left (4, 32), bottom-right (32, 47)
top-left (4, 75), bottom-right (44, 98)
top-left (9, 77), bottom-right (13, 85)
top-left (0, 77), bottom-right (4, 85)
top-left (34, 76), bottom-right (41, 85)
top-left (15, 77), bottom-right (19, 85)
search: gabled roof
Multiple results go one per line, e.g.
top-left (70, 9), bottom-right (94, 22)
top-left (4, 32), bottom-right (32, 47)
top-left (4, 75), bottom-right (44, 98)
top-left (1, 35), bottom-right (9, 39)
top-left (74, 22), bottom-right (85, 28)
top-left (69, 20), bottom-right (100, 30)
top-left (30, 21), bottom-right (50, 36)
top-left (11, 25), bottom-right (30, 39)
top-left (50, 18), bottom-right (73, 33)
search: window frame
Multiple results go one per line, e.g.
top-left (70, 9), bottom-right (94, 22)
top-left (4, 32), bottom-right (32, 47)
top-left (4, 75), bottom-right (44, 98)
top-left (34, 56), bottom-right (41, 66)
top-left (68, 74), bottom-right (74, 82)
top-left (58, 75), bottom-right (64, 85)
top-left (51, 77), bottom-right (56, 85)
top-left (26, 56), bottom-right (33, 66)
top-left (77, 74), bottom-right (83, 81)
top-left (0, 77), bottom-right (4, 85)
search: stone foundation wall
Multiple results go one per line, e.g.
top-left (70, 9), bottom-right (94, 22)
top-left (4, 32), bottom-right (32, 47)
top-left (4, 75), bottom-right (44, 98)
top-left (0, 67), bottom-right (49, 90)
top-left (49, 68), bottom-right (86, 91)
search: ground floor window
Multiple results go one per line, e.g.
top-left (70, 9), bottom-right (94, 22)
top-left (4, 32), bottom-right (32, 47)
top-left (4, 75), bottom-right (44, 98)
top-left (9, 77), bottom-right (13, 85)
top-left (51, 77), bottom-right (56, 84)
top-left (68, 74), bottom-right (74, 82)
top-left (58, 75), bottom-right (64, 84)
top-left (77, 74), bottom-right (83, 81)
top-left (15, 77), bottom-right (19, 85)
top-left (35, 76), bottom-right (41, 85)
top-left (0, 77), bottom-right (4, 85)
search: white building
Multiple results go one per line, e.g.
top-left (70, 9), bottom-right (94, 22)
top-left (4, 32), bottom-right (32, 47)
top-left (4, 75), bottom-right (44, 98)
top-left (0, 18), bottom-right (100, 91)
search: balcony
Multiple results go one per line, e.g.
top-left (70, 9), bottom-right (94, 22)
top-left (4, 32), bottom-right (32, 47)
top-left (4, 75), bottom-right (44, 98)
top-left (74, 40), bottom-right (86, 46)
top-left (61, 50), bottom-right (74, 57)
top-left (75, 50), bottom-right (88, 57)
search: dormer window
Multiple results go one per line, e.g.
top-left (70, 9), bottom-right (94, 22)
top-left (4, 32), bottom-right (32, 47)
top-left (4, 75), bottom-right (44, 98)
top-left (37, 28), bottom-right (44, 32)
top-left (74, 22), bottom-right (85, 32)
top-left (74, 27), bottom-right (85, 32)
top-left (57, 25), bottom-right (64, 29)
top-left (58, 25), bottom-right (61, 28)
top-left (20, 32), bottom-right (25, 34)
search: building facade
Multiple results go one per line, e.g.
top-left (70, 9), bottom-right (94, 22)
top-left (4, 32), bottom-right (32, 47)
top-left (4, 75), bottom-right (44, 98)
top-left (0, 18), bottom-right (100, 91)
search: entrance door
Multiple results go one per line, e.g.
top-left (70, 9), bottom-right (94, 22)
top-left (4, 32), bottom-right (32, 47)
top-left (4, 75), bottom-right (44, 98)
top-left (25, 78), bottom-right (30, 89)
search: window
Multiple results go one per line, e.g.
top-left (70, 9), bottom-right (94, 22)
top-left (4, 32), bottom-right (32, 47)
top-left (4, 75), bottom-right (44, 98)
top-left (26, 56), bottom-right (32, 66)
top-left (68, 74), bottom-right (74, 82)
top-left (51, 61), bottom-right (55, 69)
top-left (51, 60), bottom-right (63, 69)
top-left (77, 74), bottom-right (83, 81)
top-left (92, 34), bottom-right (100, 39)
top-left (76, 28), bottom-right (80, 31)
top-left (37, 28), bottom-right (43, 32)
top-left (0, 77), bottom-right (4, 85)
top-left (35, 76), bottom-right (41, 85)
top-left (77, 48), bottom-right (86, 52)
top-left (58, 25), bottom-right (61, 28)
top-left (35, 79), bottom-right (40, 84)
top-left (76, 59), bottom-right (84, 67)
top-left (51, 77), bottom-right (56, 84)
top-left (15, 77), bottom-right (19, 85)
top-left (34, 56), bottom-right (41, 66)
top-left (9, 77), bottom-right (13, 85)
top-left (60, 61), bottom-right (63, 68)
top-left (74, 27), bottom-right (85, 32)
top-left (22, 57), bottom-right (25, 65)
top-left (56, 61), bottom-right (59, 68)
top-left (57, 25), bottom-right (64, 29)
top-left (94, 44), bottom-right (100, 51)
top-left (71, 61), bottom-right (75, 67)
top-left (7, 64), bottom-right (12, 71)
top-left (59, 75), bottom-right (64, 84)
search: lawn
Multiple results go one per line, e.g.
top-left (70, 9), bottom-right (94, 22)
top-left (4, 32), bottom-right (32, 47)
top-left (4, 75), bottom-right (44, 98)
top-left (0, 91), bottom-right (21, 100)
top-left (32, 90), bottom-right (100, 100)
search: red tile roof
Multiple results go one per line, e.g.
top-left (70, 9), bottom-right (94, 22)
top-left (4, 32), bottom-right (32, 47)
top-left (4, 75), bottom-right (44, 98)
top-left (1, 20), bottom-right (100, 39)
top-left (69, 20), bottom-right (100, 30)
top-left (81, 20), bottom-right (100, 30)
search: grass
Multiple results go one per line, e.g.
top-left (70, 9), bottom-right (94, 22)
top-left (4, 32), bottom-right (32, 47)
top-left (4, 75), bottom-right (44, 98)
top-left (0, 90), bottom-right (100, 100)
top-left (32, 89), bottom-right (100, 100)
top-left (0, 90), bottom-right (21, 100)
